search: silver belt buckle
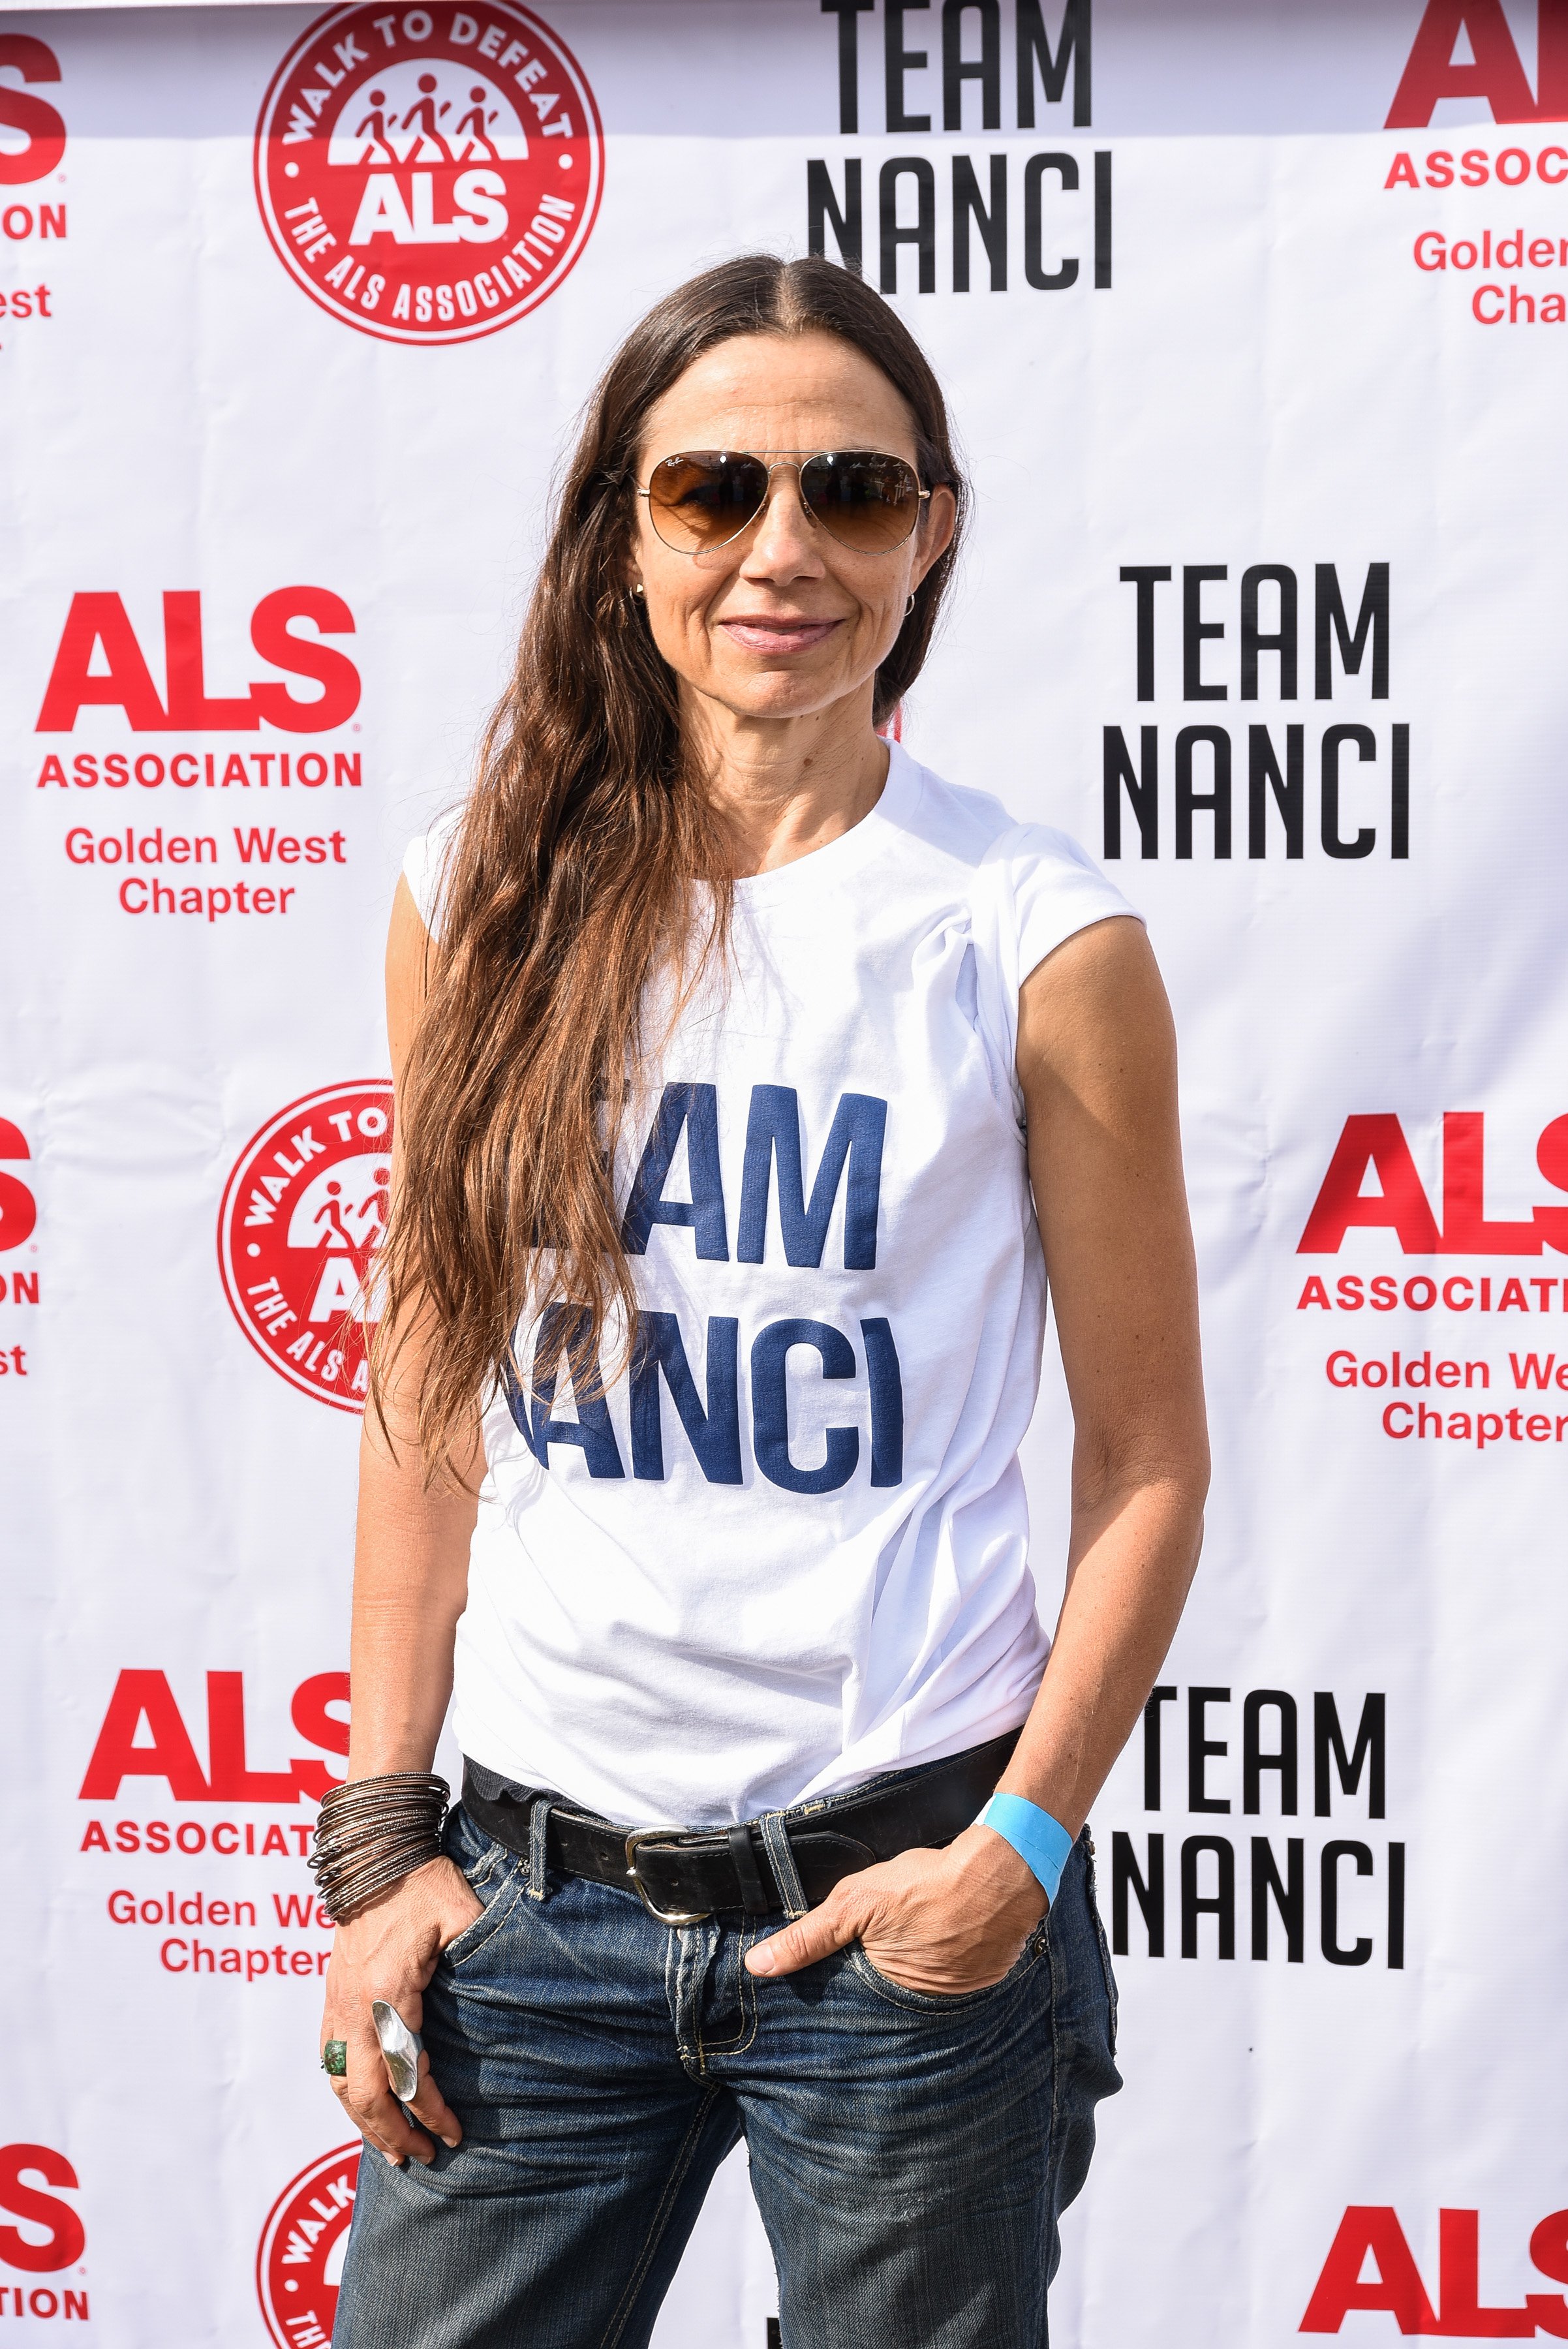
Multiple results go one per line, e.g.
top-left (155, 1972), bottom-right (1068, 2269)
top-left (624, 1828), bottom-right (712, 1927)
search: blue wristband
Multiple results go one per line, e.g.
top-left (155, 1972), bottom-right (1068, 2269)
top-left (975, 1793), bottom-right (1075, 1905)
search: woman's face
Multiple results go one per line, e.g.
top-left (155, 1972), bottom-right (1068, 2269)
top-left (630, 330), bottom-right (957, 729)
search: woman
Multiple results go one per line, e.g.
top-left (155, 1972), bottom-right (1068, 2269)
top-left (321, 254), bottom-right (1207, 2349)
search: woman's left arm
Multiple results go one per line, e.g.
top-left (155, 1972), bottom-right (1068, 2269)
top-left (748, 914), bottom-right (1208, 1993)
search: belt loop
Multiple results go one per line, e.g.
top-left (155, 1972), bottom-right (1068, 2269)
top-left (728, 1823), bottom-right (773, 1917)
top-left (527, 1795), bottom-right (553, 1903)
top-left (758, 1811), bottom-right (808, 1921)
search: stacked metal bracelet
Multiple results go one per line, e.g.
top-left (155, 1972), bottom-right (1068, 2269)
top-left (311, 1772), bottom-right (450, 1926)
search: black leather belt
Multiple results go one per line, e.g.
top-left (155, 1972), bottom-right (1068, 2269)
top-left (460, 1732), bottom-right (1021, 1925)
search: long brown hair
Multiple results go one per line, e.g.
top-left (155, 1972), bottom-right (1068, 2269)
top-left (377, 253), bottom-right (968, 1472)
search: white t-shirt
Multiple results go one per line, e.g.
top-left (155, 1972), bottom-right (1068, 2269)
top-left (404, 742), bottom-right (1138, 1827)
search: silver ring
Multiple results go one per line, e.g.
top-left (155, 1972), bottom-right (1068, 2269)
top-left (370, 1999), bottom-right (423, 2104)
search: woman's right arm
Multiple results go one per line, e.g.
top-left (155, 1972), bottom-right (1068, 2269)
top-left (318, 877), bottom-right (486, 2168)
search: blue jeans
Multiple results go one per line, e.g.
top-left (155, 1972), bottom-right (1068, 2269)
top-left (333, 1776), bottom-right (1121, 2349)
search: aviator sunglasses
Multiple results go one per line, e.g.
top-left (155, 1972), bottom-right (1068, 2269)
top-left (639, 449), bottom-right (930, 555)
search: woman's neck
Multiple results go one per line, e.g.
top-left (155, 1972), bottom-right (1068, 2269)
top-left (681, 684), bottom-right (891, 879)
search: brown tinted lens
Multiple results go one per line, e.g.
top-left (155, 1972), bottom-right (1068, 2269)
top-left (799, 452), bottom-right (921, 551)
top-left (646, 452), bottom-right (770, 549)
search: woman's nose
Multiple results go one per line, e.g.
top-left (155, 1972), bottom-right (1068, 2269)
top-left (744, 470), bottom-right (823, 571)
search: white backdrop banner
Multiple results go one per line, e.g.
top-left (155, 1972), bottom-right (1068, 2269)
top-left (3, 3), bottom-right (1567, 2344)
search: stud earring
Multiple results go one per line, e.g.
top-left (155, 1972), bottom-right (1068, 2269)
top-left (632, 581), bottom-right (645, 600)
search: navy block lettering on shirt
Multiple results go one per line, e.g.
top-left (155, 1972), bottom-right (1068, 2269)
top-left (861, 1317), bottom-right (905, 1486)
top-left (622, 1082), bottom-right (729, 1261)
top-left (751, 1317), bottom-right (860, 1495)
top-left (630, 1312), bottom-right (743, 1484)
top-left (506, 1302), bottom-right (625, 1479)
top-left (737, 1086), bottom-right (887, 1269)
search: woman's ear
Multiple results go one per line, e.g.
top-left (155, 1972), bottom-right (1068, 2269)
top-left (911, 483), bottom-right (958, 587)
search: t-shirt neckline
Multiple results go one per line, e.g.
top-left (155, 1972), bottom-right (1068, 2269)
top-left (731, 738), bottom-right (919, 908)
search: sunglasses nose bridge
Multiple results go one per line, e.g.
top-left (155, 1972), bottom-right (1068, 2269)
top-left (744, 460), bottom-right (821, 547)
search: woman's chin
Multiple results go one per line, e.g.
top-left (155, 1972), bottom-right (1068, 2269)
top-left (692, 664), bottom-right (866, 725)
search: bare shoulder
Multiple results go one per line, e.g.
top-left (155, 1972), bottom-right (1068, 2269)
top-left (386, 874), bottom-right (433, 1085)
top-left (1017, 914), bottom-right (1173, 1111)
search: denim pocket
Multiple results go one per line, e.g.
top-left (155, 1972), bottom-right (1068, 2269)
top-left (438, 1811), bottom-right (527, 1971)
top-left (846, 1914), bottom-right (1051, 2015)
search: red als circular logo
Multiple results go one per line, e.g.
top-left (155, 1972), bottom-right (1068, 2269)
top-left (256, 2142), bottom-right (361, 2347)
top-left (253, 2), bottom-right (603, 346)
top-left (218, 1081), bottom-right (393, 1414)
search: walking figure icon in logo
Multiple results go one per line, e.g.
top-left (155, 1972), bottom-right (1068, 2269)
top-left (399, 71), bottom-right (450, 160)
top-left (311, 1180), bottom-right (358, 1253)
top-left (352, 88), bottom-right (394, 163)
top-left (449, 87), bottom-right (499, 161)
top-left (361, 1165), bottom-right (390, 1244)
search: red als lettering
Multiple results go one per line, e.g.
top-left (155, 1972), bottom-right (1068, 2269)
top-left (36, 594), bottom-right (168, 732)
top-left (1535, 1116), bottom-right (1568, 1253)
top-left (0, 2146), bottom-right (85, 2273)
top-left (1300, 2205), bottom-right (1437, 2333)
top-left (288, 1670), bottom-right (350, 1800)
top-left (161, 592), bottom-right (259, 730)
top-left (1528, 2210), bottom-right (1568, 2338)
top-left (206, 1672), bottom-right (302, 1803)
top-left (1385, 0), bottom-right (1538, 130)
top-left (0, 1119), bottom-right (36, 1251)
top-left (1299, 1116), bottom-right (1440, 1253)
top-left (1434, 2210), bottom-right (1532, 2337)
top-left (78, 1670), bottom-right (210, 1800)
top-left (0, 38), bottom-right (65, 186)
top-left (249, 588), bottom-right (360, 733)
top-left (1440, 1113), bottom-right (1540, 1255)
top-left (1539, 5), bottom-right (1568, 120)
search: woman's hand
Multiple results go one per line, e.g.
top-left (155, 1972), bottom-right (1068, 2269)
top-left (320, 1856), bottom-right (484, 2166)
top-left (742, 1825), bottom-right (1046, 1996)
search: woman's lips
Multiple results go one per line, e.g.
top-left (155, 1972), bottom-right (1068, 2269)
top-left (717, 617), bottom-right (843, 654)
